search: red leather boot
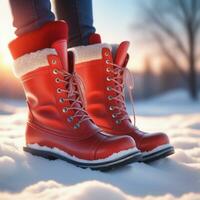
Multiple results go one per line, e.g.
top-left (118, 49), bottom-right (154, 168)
top-left (73, 34), bottom-right (174, 162)
top-left (9, 22), bottom-right (141, 170)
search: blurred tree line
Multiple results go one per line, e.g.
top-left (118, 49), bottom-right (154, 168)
top-left (135, 0), bottom-right (200, 100)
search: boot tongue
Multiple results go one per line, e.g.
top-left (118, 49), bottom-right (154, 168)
top-left (88, 33), bottom-right (102, 44)
top-left (52, 39), bottom-right (69, 71)
top-left (52, 40), bottom-right (84, 120)
top-left (113, 41), bottom-right (130, 67)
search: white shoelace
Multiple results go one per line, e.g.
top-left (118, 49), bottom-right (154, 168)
top-left (106, 61), bottom-right (136, 126)
top-left (56, 69), bottom-right (90, 128)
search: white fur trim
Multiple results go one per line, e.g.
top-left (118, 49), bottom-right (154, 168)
top-left (13, 48), bottom-right (57, 78)
top-left (27, 143), bottom-right (139, 164)
top-left (69, 43), bottom-right (112, 64)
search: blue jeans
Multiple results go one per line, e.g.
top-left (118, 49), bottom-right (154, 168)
top-left (9, 0), bottom-right (96, 47)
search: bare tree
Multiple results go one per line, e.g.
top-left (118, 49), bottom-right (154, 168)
top-left (135, 0), bottom-right (200, 100)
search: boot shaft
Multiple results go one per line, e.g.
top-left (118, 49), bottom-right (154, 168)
top-left (9, 21), bottom-right (98, 139)
top-left (74, 38), bottom-right (135, 134)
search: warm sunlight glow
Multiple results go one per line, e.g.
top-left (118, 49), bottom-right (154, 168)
top-left (1, 51), bottom-right (12, 67)
top-left (0, 1), bottom-right (15, 71)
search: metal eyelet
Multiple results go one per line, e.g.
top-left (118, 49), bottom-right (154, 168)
top-left (53, 69), bottom-right (58, 74)
top-left (62, 107), bottom-right (68, 113)
top-left (108, 95), bottom-right (113, 100)
top-left (52, 59), bottom-right (57, 65)
top-left (59, 98), bottom-right (64, 103)
top-left (74, 123), bottom-right (80, 129)
top-left (116, 119), bottom-right (121, 124)
top-left (106, 86), bottom-right (112, 91)
top-left (106, 60), bottom-right (110, 64)
top-left (106, 76), bottom-right (111, 81)
top-left (109, 106), bottom-right (114, 111)
top-left (67, 116), bottom-right (73, 123)
top-left (55, 78), bottom-right (60, 83)
top-left (112, 113), bottom-right (117, 118)
top-left (57, 88), bottom-right (62, 93)
top-left (105, 52), bottom-right (109, 56)
top-left (106, 67), bottom-right (111, 72)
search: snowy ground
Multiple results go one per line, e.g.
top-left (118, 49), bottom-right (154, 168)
top-left (0, 89), bottom-right (200, 200)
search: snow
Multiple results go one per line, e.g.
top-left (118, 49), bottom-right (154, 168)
top-left (27, 144), bottom-right (139, 164)
top-left (0, 89), bottom-right (200, 200)
top-left (142, 143), bottom-right (172, 156)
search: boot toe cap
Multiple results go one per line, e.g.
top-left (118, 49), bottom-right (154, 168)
top-left (94, 135), bottom-right (136, 160)
top-left (138, 132), bottom-right (170, 152)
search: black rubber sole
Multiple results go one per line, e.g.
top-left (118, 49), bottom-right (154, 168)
top-left (141, 146), bottom-right (175, 163)
top-left (23, 146), bottom-right (142, 171)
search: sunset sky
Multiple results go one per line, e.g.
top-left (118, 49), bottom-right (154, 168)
top-left (0, 0), bottom-right (147, 72)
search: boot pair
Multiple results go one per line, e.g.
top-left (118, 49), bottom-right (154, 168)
top-left (9, 21), bottom-right (174, 170)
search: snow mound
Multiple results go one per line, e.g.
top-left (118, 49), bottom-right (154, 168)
top-left (1, 180), bottom-right (200, 200)
top-left (133, 89), bottom-right (200, 116)
top-left (147, 89), bottom-right (200, 105)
